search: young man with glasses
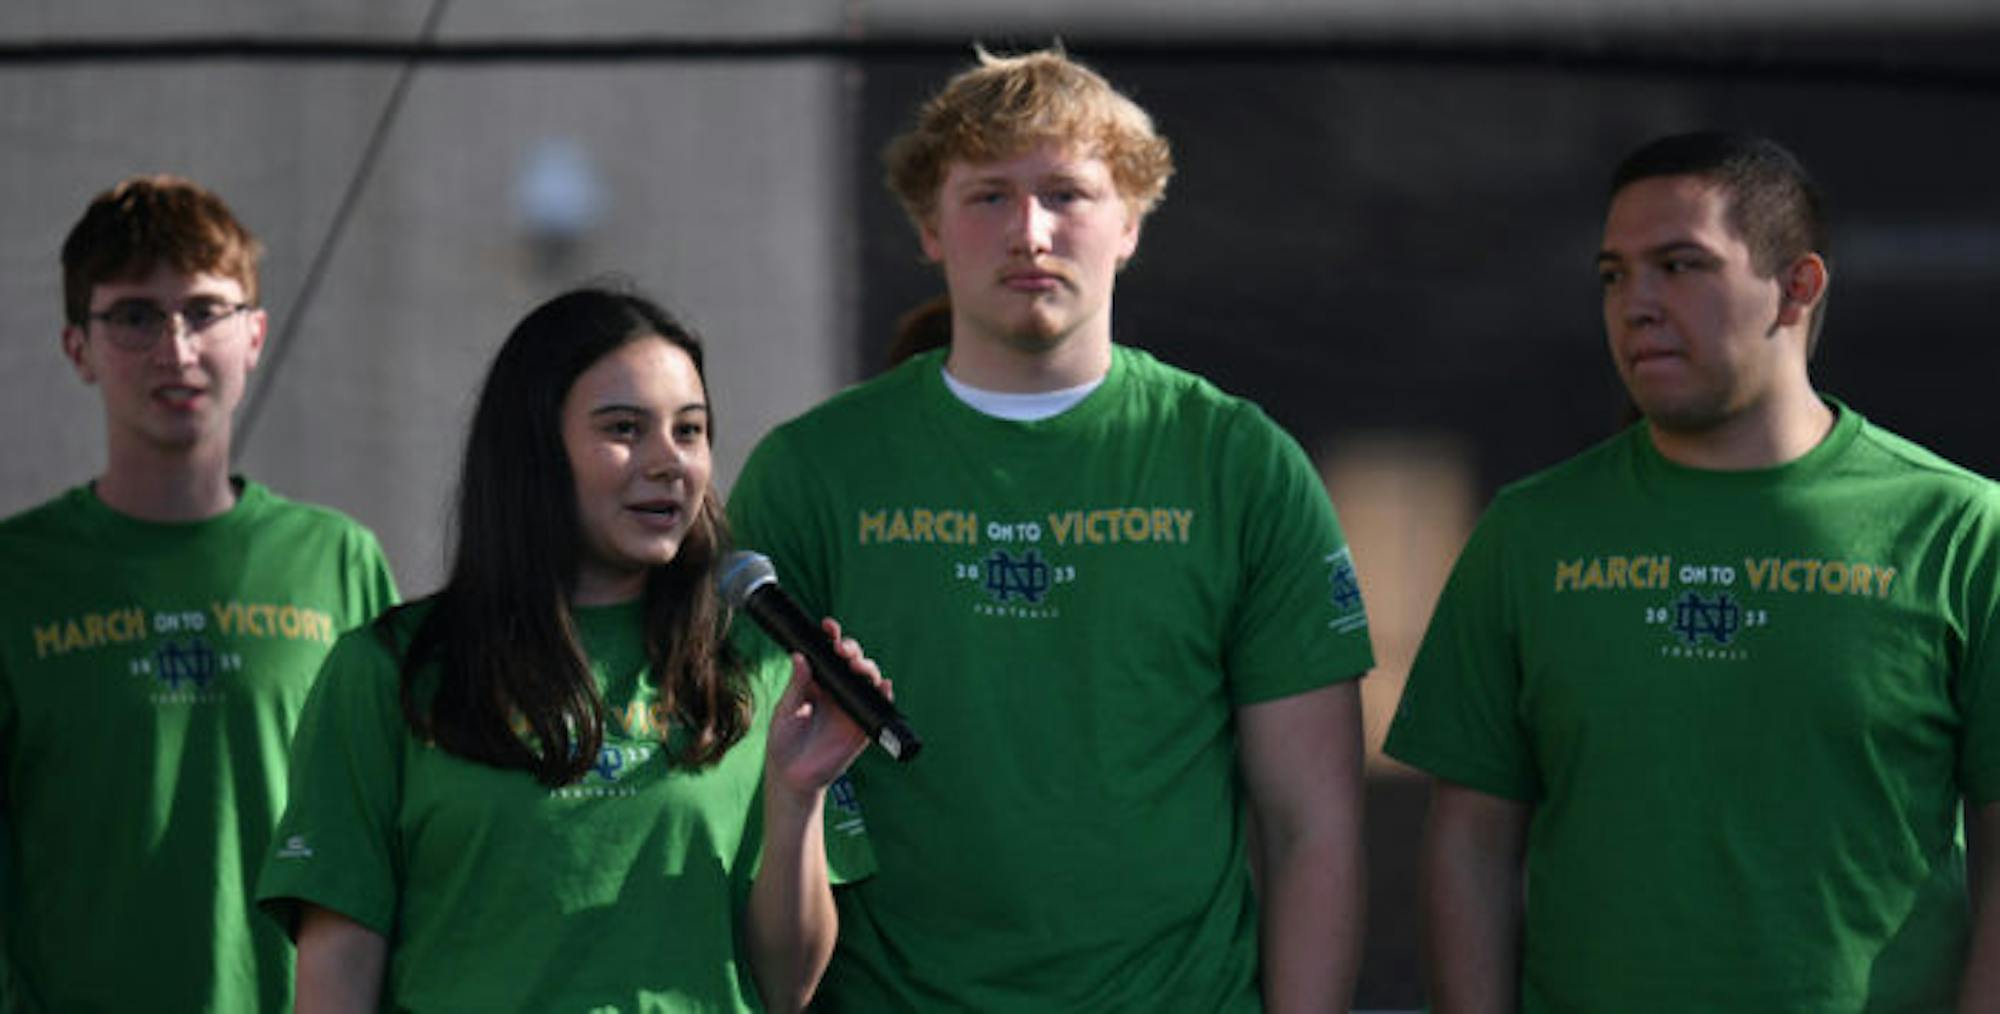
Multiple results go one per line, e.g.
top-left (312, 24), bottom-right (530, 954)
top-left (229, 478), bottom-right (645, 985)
top-left (0, 175), bottom-right (398, 1010)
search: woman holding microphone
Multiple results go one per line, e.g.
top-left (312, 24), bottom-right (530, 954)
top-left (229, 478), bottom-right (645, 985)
top-left (258, 287), bottom-right (878, 1012)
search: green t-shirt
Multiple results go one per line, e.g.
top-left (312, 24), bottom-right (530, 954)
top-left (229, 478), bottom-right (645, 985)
top-left (255, 599), bottom-right (872, 1013)
top-left (1384, 400), bottom-right (2000, 1012)
top-left (0, 480), bottom-right (398, 1012)
top-left (728, 347), bottom-right (1374, 1011)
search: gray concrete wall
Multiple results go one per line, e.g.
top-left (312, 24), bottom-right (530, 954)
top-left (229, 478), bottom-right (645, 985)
top-left (1, 2), bottom-right (855, 594)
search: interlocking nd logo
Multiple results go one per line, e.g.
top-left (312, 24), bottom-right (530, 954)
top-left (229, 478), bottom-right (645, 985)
top-left (1328, 549), bottom-right (1364, 613)
top-left (1670, 590), bottom-right (1742, 647)
top-left (983, 548), bottom-right (1052, 605)
top-left (154, 638), bottom-right (219, 690)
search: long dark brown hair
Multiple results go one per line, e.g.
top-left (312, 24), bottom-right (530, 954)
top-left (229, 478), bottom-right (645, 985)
top-left (387, 287), bottom-right (751, 785)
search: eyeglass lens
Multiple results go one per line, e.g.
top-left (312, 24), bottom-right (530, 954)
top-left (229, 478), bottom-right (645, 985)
top-left (94, 299), bottom-right (247, 347)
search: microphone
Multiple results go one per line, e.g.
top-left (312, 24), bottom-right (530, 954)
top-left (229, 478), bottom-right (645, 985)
top-left (718, 551), bottom-right (922, 762)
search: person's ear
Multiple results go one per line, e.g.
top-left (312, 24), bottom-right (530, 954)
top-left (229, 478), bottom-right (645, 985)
top-left (1775, 253), bottom-right (1828, 328)
top-left (61, 325), bottom-right (98, 384)
top-left (919, 216), bottom-right (944, 263)
top-left (243, 307), bottom-right (269, 371)
top-left (1115, 206), bottom-right (1143, 270)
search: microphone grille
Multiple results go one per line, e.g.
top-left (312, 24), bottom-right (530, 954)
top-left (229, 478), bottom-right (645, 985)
top-left (717, 550), bottom-right (779, 609)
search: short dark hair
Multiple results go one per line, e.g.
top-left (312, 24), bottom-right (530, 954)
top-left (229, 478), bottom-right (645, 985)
top-left (1611, 131), bottom-right (1829, 345)
top-left (1610, 131), bottom-right (1828, 276)
top-left (60, 175), bottom-right (262, 325)
top-left (397, 286), bottom-right (750, 786)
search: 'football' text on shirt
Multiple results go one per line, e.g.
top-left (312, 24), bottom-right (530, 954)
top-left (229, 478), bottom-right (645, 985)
top-left (858, 507), bottom-right (1195, 547)
top-left (1552, 555), bottom-right (1896, 598)
top-left (31, 600), bottom-right (340, 658)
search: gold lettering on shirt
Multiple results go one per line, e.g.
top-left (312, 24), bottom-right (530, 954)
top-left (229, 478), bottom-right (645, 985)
top-left (857, 509), bottom-right (980, 545)
top-left (1742, 558), bottom-right (1896, 599)
top-left (32, 606), bottom-right (148, 658)
top-left (1046, 507), bottom-right (1194, 546)
top-left (1553, 555), bottom-right (1672, 592)
top-left (210, 601), bottom-right (338, 643)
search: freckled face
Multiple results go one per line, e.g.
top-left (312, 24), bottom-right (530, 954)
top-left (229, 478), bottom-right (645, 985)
top-left (561, 336), bottom-right (712, 605)
top-left (921, 142), bottom-right (1140, 354)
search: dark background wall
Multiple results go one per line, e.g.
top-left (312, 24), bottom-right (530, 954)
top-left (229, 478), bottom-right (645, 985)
top-left (857, 35), bottom-right (2000, 492)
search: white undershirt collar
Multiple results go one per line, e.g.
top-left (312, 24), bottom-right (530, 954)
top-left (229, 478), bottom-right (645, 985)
top-left (940, 366), bottom-right (1105, 422)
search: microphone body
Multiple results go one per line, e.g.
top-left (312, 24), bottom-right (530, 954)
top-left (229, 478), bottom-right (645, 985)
top-left (719, 551), bottom-right (922, 762)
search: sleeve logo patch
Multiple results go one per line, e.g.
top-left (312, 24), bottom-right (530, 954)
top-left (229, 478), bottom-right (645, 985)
top-left (1326, 547), bottom-right (1369, 634)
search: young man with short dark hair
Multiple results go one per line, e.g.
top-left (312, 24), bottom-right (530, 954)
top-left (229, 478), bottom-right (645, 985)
top-left (1387, 131), bottom-right (2000, 1011)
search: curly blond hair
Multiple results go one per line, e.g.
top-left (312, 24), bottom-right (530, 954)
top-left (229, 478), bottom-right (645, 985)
top-left (885, 46), bottom-right (1174, 229)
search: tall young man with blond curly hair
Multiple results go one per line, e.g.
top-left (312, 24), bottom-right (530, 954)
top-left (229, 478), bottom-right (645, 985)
top-left (730, 48), bottom-right (1373, 1011)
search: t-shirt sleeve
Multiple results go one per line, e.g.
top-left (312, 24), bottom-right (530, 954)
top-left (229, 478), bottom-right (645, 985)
top-left (344, 526), bottom-right (400, 632)
top-left (255, 626), bottom-right (408, 937)
top-left (731, 428), bottom-right (880, 886)
top-left (727, 428), bottom-right (839, 620)
top-left (1383, 499), bottom-right (1541, 801)
top-left (1955, 487), bottom-right (2000, 805)
top-left (729, 623), bottom-right (877, 887)
top-left (1221, 405), bottom-right (1375, 706)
